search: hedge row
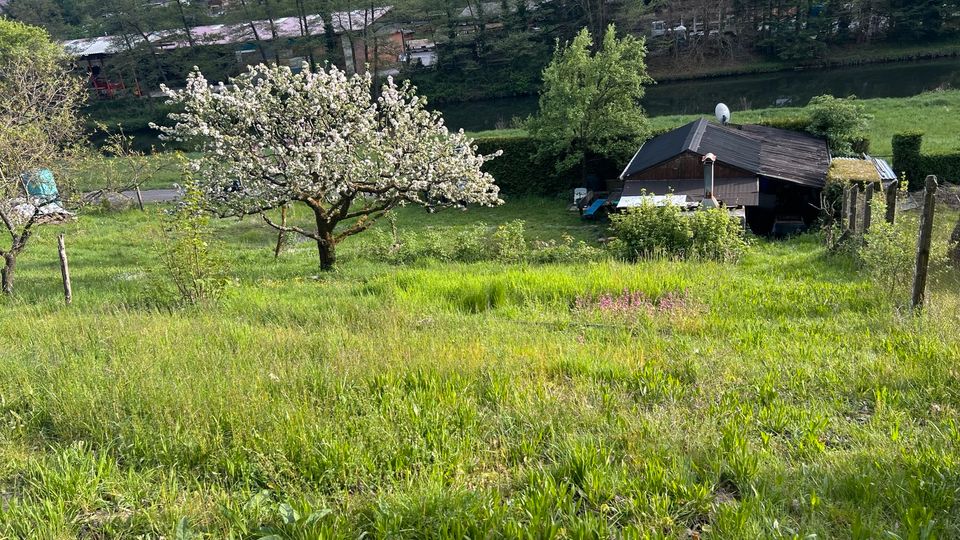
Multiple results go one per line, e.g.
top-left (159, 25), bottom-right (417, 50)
top-left (892, 132), bottom-right (960, 190)
top-left (473, 135), bottom-right (567, 196)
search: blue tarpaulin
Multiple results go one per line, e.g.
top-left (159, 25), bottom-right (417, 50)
top-left (583, 198), bottom-right (606, 217)
top-left (22, 169), bottom-right (59, 201)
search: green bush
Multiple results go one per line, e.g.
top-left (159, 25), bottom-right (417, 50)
top-left (806, 95), bottom-right (872, 156)
top-left (608, 203), bottom-right (691, 261)
top-left (367, 222), bottom-right (492, 264)
top-left (529, 235), bottom-right (606, 264)
top-left (892, 132), bottom-right (925, 190)
top-left (757, 116), bottom-right (812, 132)
top-left (154, 161), bottom-right (229, 305)
top-left (689, 208), bottom-right (750, 262)
top-left (891, 132), bottom-right (960, 190)
top-left (474, 135), bottom-right (569, 195)
top-left (858, 219), bottom-right (915, 300)
top-left (491, 220), bottom-right (528, 263)
top-left (609, 203), bottom-right (748, 263)
top-left (918, 153), bottom-right (960, 185)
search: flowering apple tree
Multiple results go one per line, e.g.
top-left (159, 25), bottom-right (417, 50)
top-left (154, 63), bottom-right (502, 269)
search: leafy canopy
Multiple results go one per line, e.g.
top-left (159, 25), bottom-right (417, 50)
top-left (0, 18), bottom-right (85, 294)
top-left (0, 17), bottom-right (62, 64)
top-left (154, 63), bottom-right (501, 269)
top-left (806, 94), bottom-right (872, 156)
top-left (528, 24), bottom-right (653, 176)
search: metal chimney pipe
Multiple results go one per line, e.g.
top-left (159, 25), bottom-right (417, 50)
top-left (702, 153), bottom-right (716, 198)
top-left (701, 153), bottom-right (719, 209)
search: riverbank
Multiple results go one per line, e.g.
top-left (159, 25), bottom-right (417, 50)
top-left (649, 38), bottom-right (960, 83)
top-left (469, 89), bottom-right (960, 157)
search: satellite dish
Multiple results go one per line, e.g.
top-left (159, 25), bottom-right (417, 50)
top-left (715, 103), bottom-right (731, 125)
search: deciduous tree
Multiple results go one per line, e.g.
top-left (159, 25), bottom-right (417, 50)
top-left (806, 94), bottom-right (872, 156)
top-left (154, 63), bottom-right (501, 270)
top-left (0, 20), bottom-right (85, 295)
top-left (527, 24), bottom-right (652, 182)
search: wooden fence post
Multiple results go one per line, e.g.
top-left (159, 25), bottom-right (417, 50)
top-left (57, 233), bottom-right (72, 306)
top-left (911, 175), bottom-right (938, 310)
top-left (841, 185), bottom-right (850, 230)
top-left (884, 180), bottom-right (898, 224)
top-left (134, 185), bottom-right (145, 212)
top-left (848, 185), bottom-right (859, 233)
top-left (863, 182), bottom-right (875, 233)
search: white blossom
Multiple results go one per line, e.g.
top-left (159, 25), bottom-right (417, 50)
top-left (152, 63), bottom-right (502, 268)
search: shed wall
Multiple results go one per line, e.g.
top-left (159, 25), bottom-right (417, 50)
top-left (624, 151), bottom-right (754, 182)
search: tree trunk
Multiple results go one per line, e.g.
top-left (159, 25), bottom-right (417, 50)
top-left (175, 0), bottom-right (196, 48)
top-left (1, 253), bottom-right (15, 295)
top-left (317, 232), bottom-right (336, 270)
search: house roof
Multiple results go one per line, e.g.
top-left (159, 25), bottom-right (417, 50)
top-left (62, 6), bottom-right (392, 58)
top-left (459, 0), bottom-right (541, 19)
top-left (620, 118), bottom-right (831, 188)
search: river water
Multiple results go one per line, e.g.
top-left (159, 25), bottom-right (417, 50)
top-left (436, 57), bottom-right (960, 132)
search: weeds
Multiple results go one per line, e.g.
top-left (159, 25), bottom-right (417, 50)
top-left (365, 217), bottom-right (606, 265)
top-left (0, 200), bottom-right (957, 537)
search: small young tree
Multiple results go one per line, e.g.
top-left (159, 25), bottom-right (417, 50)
top-left (806, 94), bottom-right (872, 156)
top-left (156, 154), bottom-right (228, 305)
top-left (0, 20), bottom-right (85, 295)
top-left (155, 64), bottom-right (501, 270)
top-left (93, 126), bottom-right (169, 211)
top-left (527, 24), bottom-right (653, 182)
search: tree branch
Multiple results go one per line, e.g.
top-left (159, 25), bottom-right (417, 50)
top-left (261, 212), bottom-right (319, 240)
top-left (0, 208), bottom-right (16, 243)
top-left (334, 209), bottom-right (390, 242)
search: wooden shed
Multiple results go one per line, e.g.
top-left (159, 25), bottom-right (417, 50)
top-left (614, 119), bottom-right (831, 234)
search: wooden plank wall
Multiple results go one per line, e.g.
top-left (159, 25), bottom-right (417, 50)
top-left (624, 151), bottom-right (753, 182)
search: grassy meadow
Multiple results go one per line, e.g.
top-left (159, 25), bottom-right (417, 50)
top-left (0, 194), bottom-right (958, 537)
top-left (471, 89), bottom-right (960, 158)
top-left (648, 89), bottom-right (960, 158)
top-left (81, 90), bottom-right (960, 195)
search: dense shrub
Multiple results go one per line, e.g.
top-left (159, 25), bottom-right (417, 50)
top-left (365, 219), bottom-right (605, 265)
top-left (892, 132), bottom-right (925, 190)
top-left (688, 209), bottom-right (751, 262)
top-left (892, 131), bottom-right (960, 190)
top-left (757, 116), bottom-right (812, 132)
top-left (917, 153), bottom-right (960, 184)
top-left (474, 135), bottom-right (571, 195)
top-left (609, 204), bottom-right (748, 262)
top-left (806, 95), bottom-right (871, 156)
top-left (529, 235), bottom-right (606, 264)
top-left (608, 203), bottom-right (691, 260)
top-left (491, 220), bottom-right (528, 263)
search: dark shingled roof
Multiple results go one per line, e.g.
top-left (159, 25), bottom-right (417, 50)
top-left (620, 119), bottom-right (830, 188)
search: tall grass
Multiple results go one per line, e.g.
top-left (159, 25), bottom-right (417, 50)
top-left (0, 201), bottom-right (957, 537)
